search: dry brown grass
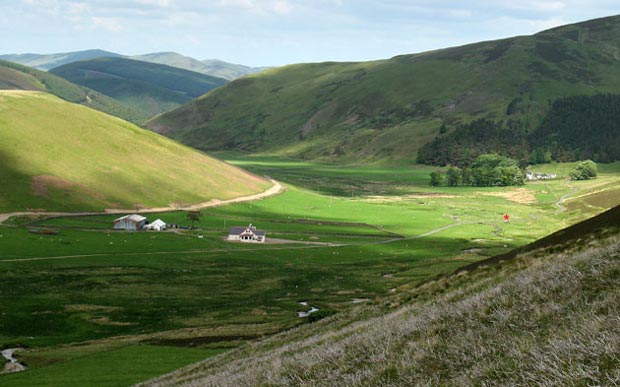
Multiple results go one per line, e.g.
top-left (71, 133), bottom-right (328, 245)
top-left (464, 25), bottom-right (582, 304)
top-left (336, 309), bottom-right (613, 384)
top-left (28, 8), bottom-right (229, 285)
top-left (363, 193), bottom-right (457, 203)
top-left (478, 187), bottom-right (537, 204)
top-left (137, 234), bottom-right (620, 387)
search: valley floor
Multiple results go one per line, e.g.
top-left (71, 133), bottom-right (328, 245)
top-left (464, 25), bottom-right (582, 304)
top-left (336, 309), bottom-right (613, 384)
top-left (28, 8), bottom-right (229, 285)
top-left (0, 157), bottom-right (619, 387)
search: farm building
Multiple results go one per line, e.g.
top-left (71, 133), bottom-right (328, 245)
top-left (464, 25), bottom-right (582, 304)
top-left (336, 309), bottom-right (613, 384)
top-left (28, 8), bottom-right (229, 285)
top-left (143, 219), bottom-right (166, 231)
top-left (526, 171), bottom-right (558, 180)
top-left (113, 214), bottom-right (147, 231)
top-left (228, 224), bottom-right (266, 243)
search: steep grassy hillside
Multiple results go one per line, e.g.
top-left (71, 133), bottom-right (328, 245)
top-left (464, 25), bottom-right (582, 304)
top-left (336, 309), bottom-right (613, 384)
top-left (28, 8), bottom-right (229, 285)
top-left (0, 49), bottom-right (121, 71)
top-left (132, 53), bottom-right (266, 80)
top-left (50, 57), bottom-right (228, 122)
top-left (139, 206), bottom-right (620, 387)
top-left (0, 60), bottom-right (142, 123)
top-left (147, 15), bottom-right (620, 163)
top-left (0, 91), bottom-right (269, 212)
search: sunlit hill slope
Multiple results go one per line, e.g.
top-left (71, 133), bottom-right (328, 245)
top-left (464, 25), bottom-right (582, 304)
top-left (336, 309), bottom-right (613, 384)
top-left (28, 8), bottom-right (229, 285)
top-left (0, 91), bottom-right (270, 213)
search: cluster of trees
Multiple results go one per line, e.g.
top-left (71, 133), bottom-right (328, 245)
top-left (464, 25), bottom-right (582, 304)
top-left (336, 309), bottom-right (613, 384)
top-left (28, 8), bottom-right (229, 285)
top-left (418, 94), bottom-right (620, 168)
top-left (569, 160), bottom-right (597, 180)
top-left (430, 154), bottom-right (524, 187)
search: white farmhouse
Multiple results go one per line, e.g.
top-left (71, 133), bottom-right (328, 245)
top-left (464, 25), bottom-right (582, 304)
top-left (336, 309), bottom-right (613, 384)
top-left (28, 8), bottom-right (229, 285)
top-left (228, 224), bottom-right (266, 243)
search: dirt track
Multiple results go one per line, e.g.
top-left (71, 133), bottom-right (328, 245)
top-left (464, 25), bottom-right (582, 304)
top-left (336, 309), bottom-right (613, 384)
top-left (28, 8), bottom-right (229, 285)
top-left (0, 179), bottom-right (284, 225)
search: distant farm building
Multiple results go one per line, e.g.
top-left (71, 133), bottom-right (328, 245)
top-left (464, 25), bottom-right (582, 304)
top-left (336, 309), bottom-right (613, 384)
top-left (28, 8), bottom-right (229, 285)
top-left (143, 219), bottom-right (166, 231)
top-left (526, 171), bottom-right (558, 181)
top-left (113, 214), bottom-right (147, 231)
top-left (228, 224), bottom-right (266, 243)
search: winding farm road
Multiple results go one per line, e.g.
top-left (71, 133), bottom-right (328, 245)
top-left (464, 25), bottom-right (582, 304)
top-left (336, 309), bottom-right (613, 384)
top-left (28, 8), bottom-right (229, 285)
top-left (0, 179), bottom-right (284, 225)
top-left (555, 182), bottom-right (579, 213)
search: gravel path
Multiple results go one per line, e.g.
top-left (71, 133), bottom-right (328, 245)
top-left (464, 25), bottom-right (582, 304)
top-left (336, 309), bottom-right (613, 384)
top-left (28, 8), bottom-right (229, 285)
top-left (0, 179), bottom-right (283, 225)
top-left (555, 182), bottom-right (579, 213)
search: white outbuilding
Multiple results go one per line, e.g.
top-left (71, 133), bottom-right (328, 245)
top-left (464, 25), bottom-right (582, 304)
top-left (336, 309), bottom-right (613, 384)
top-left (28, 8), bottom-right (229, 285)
top-left (143, 219), bottom-right (167, 231)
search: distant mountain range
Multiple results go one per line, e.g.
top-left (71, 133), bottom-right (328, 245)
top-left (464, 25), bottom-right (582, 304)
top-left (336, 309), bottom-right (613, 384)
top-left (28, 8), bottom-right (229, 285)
top-left (131, 52), bottom-right (268, 80)
top-left (0, 50), bottom-right (267, 80)
top-left (146, 15), bottom-right (620, 164)
top-left (49, 57), bottom-right (227, 122)
top-left (0, 55), bottom-right (230, 124)
top-left (0, 49), bottom-right (122, 71)
top-left (0, 59), bottom-right (142, 123)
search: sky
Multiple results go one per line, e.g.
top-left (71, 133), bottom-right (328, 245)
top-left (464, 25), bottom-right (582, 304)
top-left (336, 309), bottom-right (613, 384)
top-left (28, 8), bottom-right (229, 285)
top-left (0, 0), bottom-right (618, 67)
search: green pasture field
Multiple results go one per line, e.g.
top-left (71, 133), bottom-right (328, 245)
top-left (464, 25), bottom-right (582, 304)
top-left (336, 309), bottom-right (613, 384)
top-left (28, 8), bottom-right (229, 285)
top-left (0, 345), bottom-right (223, 387)
top-left (1, 157), bottom-right (619, 387)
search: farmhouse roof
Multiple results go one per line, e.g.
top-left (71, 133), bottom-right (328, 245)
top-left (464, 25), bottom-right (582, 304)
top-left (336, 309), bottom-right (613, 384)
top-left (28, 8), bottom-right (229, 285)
top-left (228, 226), bottom-right (247, 235)
top-left (229, 224), bottom-right (266, 236)
top-left (114, 214), bottom-right (147, 223)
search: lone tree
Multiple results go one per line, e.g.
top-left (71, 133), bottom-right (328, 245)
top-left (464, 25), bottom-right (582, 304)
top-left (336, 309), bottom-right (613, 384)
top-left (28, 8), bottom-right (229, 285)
top-left (186, 210), bottom-right (202, 228)
top-left (429, 171), bottom-right (444, 187)
top-left (569, 160), bottom-right (597, 180)
top-left (446, 166), bottom-right (462, 187)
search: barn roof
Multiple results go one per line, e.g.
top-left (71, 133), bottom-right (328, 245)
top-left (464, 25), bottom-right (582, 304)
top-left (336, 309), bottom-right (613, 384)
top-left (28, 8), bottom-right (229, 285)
top-left (150, 219), bottom-right (166, 227)
top-left (114, 214), bottom-right (147, 223)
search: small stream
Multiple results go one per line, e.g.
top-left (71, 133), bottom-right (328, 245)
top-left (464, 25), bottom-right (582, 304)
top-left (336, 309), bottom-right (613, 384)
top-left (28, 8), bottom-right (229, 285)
top-left (298, 301), bottom-right (320, 318)
top-left (1, 348), bottom-right (27, 373)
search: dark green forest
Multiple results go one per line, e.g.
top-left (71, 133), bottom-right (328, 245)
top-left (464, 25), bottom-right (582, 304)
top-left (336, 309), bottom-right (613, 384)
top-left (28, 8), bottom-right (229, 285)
top-left (417, 94), bottom-right (620, 167)
top-left (529, 94), bottom-right (620, 163)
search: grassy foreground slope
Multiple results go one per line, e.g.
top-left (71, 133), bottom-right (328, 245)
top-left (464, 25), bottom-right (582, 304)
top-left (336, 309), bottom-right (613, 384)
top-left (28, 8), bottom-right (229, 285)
top-left (50, 57), bottom-right (228, 122)
top-left (0, 91), bottom-right (269, 212)
top-left (0, 60), bottom-right (142, 123)
top-left (147, 15), bottom-right (620, 162)
top-left (139, 206), bottom-right (620, 387)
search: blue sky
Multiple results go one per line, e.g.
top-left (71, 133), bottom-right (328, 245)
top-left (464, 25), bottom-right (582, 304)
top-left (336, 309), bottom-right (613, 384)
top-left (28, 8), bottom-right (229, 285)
top-left (0, 0), bottom-right (617, 66)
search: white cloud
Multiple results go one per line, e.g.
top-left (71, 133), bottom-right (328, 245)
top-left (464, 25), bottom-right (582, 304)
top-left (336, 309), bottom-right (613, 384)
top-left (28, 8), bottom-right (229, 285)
top-left (134, 0), bottom-right (173, 7)
top-left (216, 0), bottom-right (293, 15)
top-left (91, 16), bottom-right (124, 32)
top-left (500, 0), bottom-right (566, 12)
top-left (4, 0), bottom-right (619, 65)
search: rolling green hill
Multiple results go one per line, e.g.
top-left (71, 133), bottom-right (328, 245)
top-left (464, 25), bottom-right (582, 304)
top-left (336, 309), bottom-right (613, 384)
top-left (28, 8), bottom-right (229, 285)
top-left (0, 49), bottom-right (266, 80)
top-left (0, 90), bottom-right (270, 212)
top-left (131, 52), bottom-right (267, 80)
top-left (201, 59), bottom-right (269, 81)
top-left (139, 205), bottom-right (620, 386)
top-left (50, 57), bottom-right (228, 122)
top-left (0, 59), bottom-right (142, 123)
top-left (0, 49), bottom-right (121, 71)
top-left (147, 15), bottom-right (620, 163)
